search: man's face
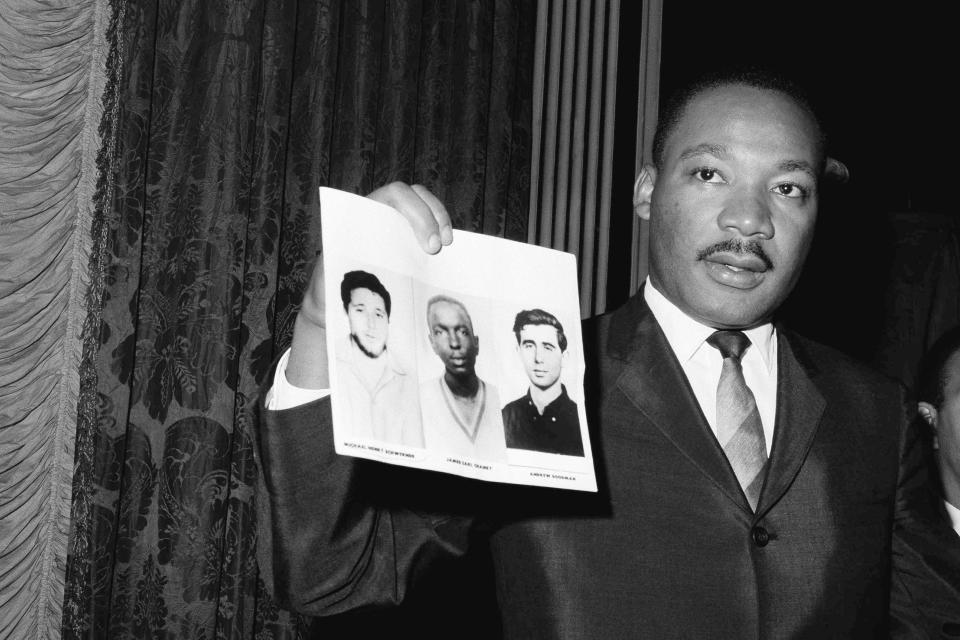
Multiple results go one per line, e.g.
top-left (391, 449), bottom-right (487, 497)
top-left (428, 301), bottom-right (478, 377)
top-left (640, 84), bottom-right (821, 329)
top-left (937, 352), bottom-right (960, 487)
top-left (346, 287), bottom-right (389, 358)
top-left (517, 324), bottom-right (564, 390)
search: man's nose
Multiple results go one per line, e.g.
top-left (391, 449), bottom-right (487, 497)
top-left (533, 346), bottom-right (544, 363)
top-left (717, 190), bottom-right (774, 239)
top-left (448, 331), bottom-right (461, 349)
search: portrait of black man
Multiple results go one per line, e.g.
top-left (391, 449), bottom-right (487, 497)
top-left (419, 294), bottom-right (506, 460)
top-left (502, 308), bottom-right (584, 456)
top-left (333, 270), bottom-right (423, 447)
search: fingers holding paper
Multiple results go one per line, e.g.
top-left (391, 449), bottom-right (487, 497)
top-left (367, 182), bottom-right (454, 254)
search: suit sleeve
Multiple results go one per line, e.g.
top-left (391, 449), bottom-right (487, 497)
top-left (254, 378), bottom-right (475, 616)
top-left (888, 395), bottom-right (960, 637)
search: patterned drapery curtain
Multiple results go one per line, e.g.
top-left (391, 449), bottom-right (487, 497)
top-left (63, 1), bottom-right (534, 638)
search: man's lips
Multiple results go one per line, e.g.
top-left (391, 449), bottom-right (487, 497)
top-left (696, 239), bottom-right (774, 289)
top-left (702, 256), bottom-right (766, 289)
top-left (703, 252), bottom-right (769, 273)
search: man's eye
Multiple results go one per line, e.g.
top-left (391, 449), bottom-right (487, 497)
top-left (694, 168), bottom-right (723, 183)
top-left (774, 182), bottom-right (807, 198)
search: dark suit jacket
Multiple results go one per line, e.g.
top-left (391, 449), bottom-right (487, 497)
top-left (256, 292), bottom-right (960, 639)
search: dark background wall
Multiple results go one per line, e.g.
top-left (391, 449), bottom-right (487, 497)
top-left (660, 3), bottom-right (954, 216)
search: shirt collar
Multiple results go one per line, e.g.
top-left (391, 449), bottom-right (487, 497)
top-left (525, 384), bottom-right (569, 407)
top-left (643, 277), bottom-right (776, 373)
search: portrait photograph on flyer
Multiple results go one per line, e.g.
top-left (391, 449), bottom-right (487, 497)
top-left (320, 187), bottom-right (596, 491)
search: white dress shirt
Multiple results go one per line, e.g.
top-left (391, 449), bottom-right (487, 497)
top-left (945, 500), bottom-right (960, 538)
top-left (643, 278), bottom-right (778, 455)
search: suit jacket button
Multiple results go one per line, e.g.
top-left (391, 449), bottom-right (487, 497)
top-left (751, 526), bottom-right (769, 547)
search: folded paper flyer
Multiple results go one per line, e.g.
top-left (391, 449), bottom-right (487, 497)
top-left (320, 187), bottom-right (596, 491)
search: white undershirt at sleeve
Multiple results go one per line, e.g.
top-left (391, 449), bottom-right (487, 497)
top-left (264, 348), bottom-right (331, 410)
top-left (945, 500), bottom-right (960, 538)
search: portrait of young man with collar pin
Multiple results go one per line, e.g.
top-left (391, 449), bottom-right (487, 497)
top-left (502, 308), bottom-right (584, 457)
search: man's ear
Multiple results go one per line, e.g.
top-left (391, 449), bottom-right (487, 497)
top-left (918, 401), bottom-right (940, 449)
top-left (633, 164), bottom-right (657, 221)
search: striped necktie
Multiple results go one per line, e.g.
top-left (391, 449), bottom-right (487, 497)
top-left (706, 330), bottom-right (768, 511)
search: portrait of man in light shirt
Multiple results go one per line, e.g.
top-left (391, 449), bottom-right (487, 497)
top-left (918, 325), bottom-right (960, 537)
top-left (420, 295), bottom-right (506, 461)
top-left (335, 270), bottom-right (423, 447)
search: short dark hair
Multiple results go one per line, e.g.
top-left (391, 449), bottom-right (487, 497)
top-left (425, 294), bottom-right (473, 331)
top-left (917, 325), bottom-right (960, 409)
top-left (340, 270), bottom-right (391, 317)
top-left (652, 66), bottom-right (826, 173)
top-left (512, 308), bottom-right (567, 352)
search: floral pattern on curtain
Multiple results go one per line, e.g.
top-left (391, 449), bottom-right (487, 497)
top-left (63, 1), bottom-right (534, 638)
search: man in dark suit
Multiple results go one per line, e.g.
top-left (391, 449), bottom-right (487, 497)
top-left (918, 326), bottom-right (960, 537)
top-left (257, 69), bottom-right (960, 637)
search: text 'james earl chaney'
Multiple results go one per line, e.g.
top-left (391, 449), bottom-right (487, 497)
top-left (447, 457), bottom-right (492, 470)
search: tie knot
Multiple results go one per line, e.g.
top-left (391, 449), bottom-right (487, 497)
top-left (707, 330), bottom-right (751, 361)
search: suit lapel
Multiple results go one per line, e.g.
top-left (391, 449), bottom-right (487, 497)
top-left (755, 330), bottom-right (826, 516)
top-left (610, 296), bottom-right (749, 511)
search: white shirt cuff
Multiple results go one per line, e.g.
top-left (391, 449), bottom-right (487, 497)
top-left (945, 499), bottom-right (960, 538)
top-left (265, 348), bottom-right (331, 410)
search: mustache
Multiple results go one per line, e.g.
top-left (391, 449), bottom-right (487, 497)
top-left (696, 239), bottom-right (773, 271)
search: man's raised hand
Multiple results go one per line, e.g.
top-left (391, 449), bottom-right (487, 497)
top-left (367, 182), bottom-right (453, 254)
